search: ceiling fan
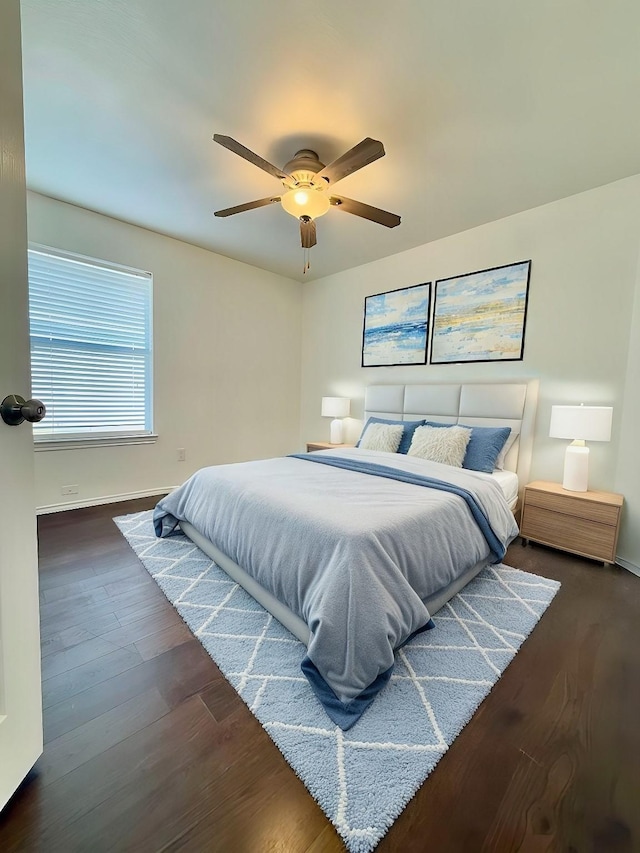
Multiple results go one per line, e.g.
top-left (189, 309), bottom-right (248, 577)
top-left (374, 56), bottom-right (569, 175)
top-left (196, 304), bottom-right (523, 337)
top-left (212, 134), bottom-right (401, 271)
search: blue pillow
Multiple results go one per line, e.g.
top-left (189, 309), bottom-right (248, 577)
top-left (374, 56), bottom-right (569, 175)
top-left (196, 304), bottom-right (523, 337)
top-left (357, 417), bottom-right (426, 454)
top-left (424, 422), bottom-right (511, 473)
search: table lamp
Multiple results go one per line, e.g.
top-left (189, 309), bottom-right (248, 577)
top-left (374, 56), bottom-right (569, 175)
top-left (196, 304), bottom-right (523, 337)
top-left (549, 404), bottom-right (613, 492)
top-left (321, 397), bottom-right (350, 444)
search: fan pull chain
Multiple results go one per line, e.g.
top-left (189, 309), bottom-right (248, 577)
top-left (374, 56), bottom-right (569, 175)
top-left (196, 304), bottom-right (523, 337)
top-left (303, 247), bottom-right (311, 274)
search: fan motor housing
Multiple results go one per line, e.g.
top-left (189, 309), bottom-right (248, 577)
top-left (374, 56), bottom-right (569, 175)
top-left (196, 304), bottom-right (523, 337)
top-left (283, 149), bottom-right (325, 187)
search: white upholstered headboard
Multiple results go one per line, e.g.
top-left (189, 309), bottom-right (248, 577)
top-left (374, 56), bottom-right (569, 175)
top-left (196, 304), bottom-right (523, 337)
top-left (364, 381), bottom-right (538, 491)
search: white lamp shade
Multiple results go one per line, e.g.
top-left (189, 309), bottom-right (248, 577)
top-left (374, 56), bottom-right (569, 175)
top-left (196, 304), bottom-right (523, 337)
top-left (549, 405), bottom-right (612, 442)
top-left (321, 397), bottom-right (350, 419)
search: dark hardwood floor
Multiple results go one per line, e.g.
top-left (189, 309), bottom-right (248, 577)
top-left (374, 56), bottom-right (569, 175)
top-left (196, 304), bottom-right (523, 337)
top-left (1, 497), bottom-right (638, 852)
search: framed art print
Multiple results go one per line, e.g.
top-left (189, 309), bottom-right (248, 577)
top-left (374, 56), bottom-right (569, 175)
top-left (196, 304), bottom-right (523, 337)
top-left (362, 282), bottom-right (431, 367)
top-left (429, 260), bottom-right (531, 364)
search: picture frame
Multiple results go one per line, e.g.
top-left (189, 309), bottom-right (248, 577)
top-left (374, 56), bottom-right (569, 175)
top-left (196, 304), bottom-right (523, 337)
top-left (361, 282), bottom-right (431, 367)
top-left (429, 260), bottom-right (531, 364)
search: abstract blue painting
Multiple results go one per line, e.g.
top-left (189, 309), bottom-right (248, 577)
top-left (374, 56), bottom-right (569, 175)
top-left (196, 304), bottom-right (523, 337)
top-left (362, 283), bottom-right (431, 367)
top-left (430, 261), bottom-right (531, 364)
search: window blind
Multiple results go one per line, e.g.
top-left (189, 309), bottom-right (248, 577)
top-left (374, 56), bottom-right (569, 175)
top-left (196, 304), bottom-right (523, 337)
top-left (28, 247), bottom-right (153, 440)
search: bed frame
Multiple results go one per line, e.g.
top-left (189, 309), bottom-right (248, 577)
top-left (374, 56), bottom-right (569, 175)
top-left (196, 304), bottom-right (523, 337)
top-left (181, 380), bottom-right (538, 646)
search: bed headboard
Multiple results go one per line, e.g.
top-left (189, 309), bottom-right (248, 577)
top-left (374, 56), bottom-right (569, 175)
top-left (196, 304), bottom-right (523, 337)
top-left (364, 381), bottom-right (538, 489)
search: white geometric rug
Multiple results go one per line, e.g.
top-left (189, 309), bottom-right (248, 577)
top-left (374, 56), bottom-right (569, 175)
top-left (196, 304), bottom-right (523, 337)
top-left (114, 510), bottom-right (560, 853)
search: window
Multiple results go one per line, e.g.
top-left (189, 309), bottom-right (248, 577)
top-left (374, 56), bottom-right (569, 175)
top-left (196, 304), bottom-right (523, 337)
top-left (28, 246), bottom-right (153, 446)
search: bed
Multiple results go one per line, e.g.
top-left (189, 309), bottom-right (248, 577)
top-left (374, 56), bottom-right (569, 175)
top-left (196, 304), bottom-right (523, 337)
top-left (154, 381), bottom-right (538, 728)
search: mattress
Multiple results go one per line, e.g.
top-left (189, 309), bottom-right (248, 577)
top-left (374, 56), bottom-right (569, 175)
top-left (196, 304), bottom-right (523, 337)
top-left (491, 468), bottom-right (520, 509)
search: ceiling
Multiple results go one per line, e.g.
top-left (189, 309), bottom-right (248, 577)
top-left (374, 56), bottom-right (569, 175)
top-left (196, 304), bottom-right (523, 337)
top-left (20, 0), bottom-right (640, 282)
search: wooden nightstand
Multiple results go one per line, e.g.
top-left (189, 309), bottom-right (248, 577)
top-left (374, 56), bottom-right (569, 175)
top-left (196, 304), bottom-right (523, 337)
top-left (306, 442), bottom-right (353, 452)
top-left (520, 480), bottom-right (623, 565)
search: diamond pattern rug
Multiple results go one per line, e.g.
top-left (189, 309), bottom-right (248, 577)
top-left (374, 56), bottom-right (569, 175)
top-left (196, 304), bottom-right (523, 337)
top-left (114, 510), bottom-right (560, 853)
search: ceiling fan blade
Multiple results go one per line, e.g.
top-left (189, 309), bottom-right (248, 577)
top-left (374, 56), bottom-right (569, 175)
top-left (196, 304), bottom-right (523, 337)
top-left (213, 134), bottom-right (293, 183)
top-left (300, 217), bottom-right (317, 248)
top-left (330, 195), bottom-right (401, 228)
top-left (214, 196), bottom-right (280, 217)
top-left (314, 138), bottom-right (385, 186)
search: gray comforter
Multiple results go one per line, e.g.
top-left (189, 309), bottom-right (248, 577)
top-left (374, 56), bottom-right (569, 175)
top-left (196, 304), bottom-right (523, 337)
top-left (154, 447), bottom-right (518, 717)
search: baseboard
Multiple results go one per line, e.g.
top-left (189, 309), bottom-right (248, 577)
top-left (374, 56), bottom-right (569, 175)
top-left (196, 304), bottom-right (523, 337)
top-left (616, 556), bottom-right (640, 577)
top-left (36, 487), bottom-right (177, 515)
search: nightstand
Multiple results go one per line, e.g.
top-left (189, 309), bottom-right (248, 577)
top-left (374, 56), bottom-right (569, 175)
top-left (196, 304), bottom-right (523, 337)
top-left (306, 442), bottom-right (353, 452)
top-left (520, 480), bottom-right (623, 565)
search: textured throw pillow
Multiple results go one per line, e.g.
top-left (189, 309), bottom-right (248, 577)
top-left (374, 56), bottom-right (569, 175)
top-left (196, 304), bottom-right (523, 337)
top-left (408, 425), bottom-right (472, 467)
top-left (358, 422), bottom-right (404, 453)
top-left (425, 422), bottom-right (512, 474)
top-left (356, 417), bottom-right (425, 454)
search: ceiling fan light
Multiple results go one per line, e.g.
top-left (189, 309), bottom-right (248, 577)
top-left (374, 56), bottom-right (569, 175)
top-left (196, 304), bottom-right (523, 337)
top-left (280, 186), bottom-right (330, 219)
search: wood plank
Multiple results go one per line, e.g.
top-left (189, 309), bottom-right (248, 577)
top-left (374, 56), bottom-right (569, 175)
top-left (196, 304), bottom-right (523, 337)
top-left (42, 644), bottom-right (144, 709)
top-left (39, 587), bottom-right (113, 622)
top-left (200, 675), bottom-right (244, 724)
top-left (102, 572), bottom-right (157, 598)
top-left (41, 634), bottom-right (123, 681)
top-left (3, 695), bottom-right (218, 852)
top-left (38, 608), bottom-right (121, 643)
top-left (50, 698), bottom-right (325, 853)
top-left (39, 565), bottom-right (97, 592)
top-left (40, 624), bottom-right (95, 659)
top-left (40, 564), bottom-right (146, 601)
top-left (38, 687), bottom-right (170, 786)
top-left (115, 594), bottom-right (172, 626)
top-left (98, 606), bottom-right (179, 648)
top-left (157, 744), bottom-right (329, 853)
top-left (44, 639), bottom-right (218, 743)
top-left (134, 621), bottom-right (192, 661)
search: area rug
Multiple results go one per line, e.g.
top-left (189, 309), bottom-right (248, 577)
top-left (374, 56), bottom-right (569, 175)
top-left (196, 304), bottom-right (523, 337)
top-left (114, 510), bottom-right (560, 853)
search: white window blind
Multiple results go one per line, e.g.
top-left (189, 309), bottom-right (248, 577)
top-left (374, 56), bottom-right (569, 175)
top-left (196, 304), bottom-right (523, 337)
top-left (28, 247), bottom-right (153, 442)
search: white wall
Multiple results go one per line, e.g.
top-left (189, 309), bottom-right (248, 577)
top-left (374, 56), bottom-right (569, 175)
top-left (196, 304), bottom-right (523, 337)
top-left (615, 239), bottom-right (640, 571)
top-left (28, 192), bottom-right (302, 510)
top-left (27, 180), bottom-right (640, 567)
top-left (300, 176), bottom-right (640, 566)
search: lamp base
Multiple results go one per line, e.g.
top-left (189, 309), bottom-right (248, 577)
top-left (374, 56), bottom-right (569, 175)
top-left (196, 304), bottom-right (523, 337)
top-left (563, 444), bottom-right (589, 492)
top-left (330, 418), bottom-right (343, 444)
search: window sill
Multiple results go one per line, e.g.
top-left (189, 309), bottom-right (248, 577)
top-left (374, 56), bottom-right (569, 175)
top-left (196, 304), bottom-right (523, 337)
top-left (34, 434), bottom-right (159, 452)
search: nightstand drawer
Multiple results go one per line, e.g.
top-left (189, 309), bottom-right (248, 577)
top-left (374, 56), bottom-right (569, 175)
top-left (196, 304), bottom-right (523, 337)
top-left (524, 489), bottom-right (619, 526)
top-left (521, 505), bottom-right (616, 562)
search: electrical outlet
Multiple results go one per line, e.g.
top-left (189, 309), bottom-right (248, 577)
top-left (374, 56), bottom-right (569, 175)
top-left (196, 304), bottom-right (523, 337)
top-left (177, 448), bottom-right (186, 462)
top-left (61, 484), bottom-right (79, 496)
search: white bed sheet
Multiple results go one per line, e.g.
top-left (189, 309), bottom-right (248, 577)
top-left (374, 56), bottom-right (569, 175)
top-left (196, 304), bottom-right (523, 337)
top-left (491, 469), bottom-right (520, 510)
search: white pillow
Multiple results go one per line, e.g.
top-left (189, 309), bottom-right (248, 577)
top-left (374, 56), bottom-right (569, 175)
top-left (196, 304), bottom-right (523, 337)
top-left (408, 425), bottom-right (472, 467)
top-left (495, 429), bottom-right (519, 470)
top-left (358, 422), bottom-right (403, 453)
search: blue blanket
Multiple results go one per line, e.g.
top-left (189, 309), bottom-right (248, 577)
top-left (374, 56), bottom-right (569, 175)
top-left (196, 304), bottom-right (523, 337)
top-left (288, 453), bottom-right (509, 726)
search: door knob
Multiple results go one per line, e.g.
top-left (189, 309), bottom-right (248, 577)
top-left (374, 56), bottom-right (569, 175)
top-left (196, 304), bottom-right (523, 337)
top-left (1, 395), bottom-right (47, 426)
